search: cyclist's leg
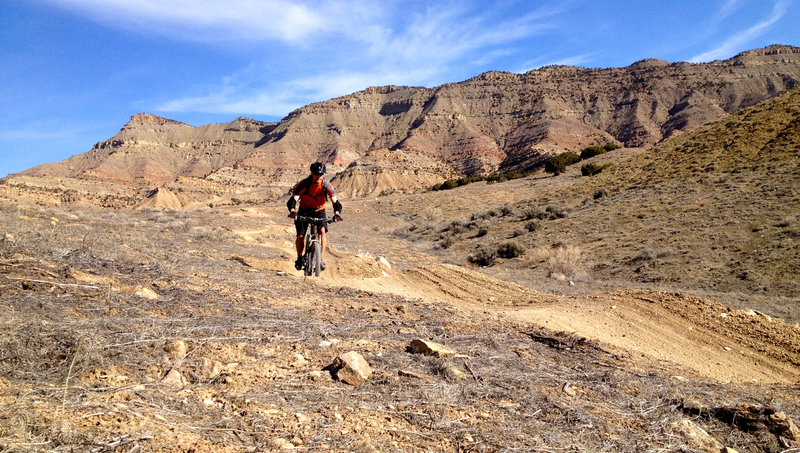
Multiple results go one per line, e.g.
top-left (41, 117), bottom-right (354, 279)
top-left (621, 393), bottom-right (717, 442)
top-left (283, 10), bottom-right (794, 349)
top-left (294, 218), bottom-right (308, 270)
top-left (295, 235), bottom-right (304, 259)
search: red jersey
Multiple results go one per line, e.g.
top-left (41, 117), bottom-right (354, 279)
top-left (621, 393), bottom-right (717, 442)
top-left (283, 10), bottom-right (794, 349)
top-left (292, 177), bottom-right (335, 211)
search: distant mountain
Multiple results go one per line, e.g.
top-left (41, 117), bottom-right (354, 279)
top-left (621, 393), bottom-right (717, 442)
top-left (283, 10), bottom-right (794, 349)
top-left (3, 44), bottom-right (800, 206)
top-left (18, 114), bottom-right (276, 186)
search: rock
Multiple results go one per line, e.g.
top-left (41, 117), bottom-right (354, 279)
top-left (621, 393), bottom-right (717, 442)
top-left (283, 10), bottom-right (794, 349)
top-left (670, 419), bottom-right (724, 453)
top-left (376, 256), bottom-right (392, 272)
top-left (164, 339), bottom-right (188, 357)
top-left (135, 286), bottom-right (159, 300)
top-left (2, 233), bottom-right (15, 243)
top-left (445, 366), bottom-right (467, 381)
top-left (352, 439), bottom-right (380, 453)
top-left (562, 382), bottom-right (577, 396)
top-left (199, 358), bottom-right (224, 379)
top-left (291, 353), bottom-right (309, 368)
top-left (398, 369), bottom-right (429, 380)
top-left (771, 411), bottom-right (800, 441)
top-left (269, 437), bottom-right (294, 450)
top-left (408, 339), bottom-right (456, 358)
top-left (161, 369), bottom-right (186, 387)
top-left (329, 351), bottom-right (373, 386)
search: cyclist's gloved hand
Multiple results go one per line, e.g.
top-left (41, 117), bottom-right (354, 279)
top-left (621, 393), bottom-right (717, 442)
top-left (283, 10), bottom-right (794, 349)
top-left (288, 211), bottom-right (297, 219)
top-left (332, 214), bottom-right (343, 222)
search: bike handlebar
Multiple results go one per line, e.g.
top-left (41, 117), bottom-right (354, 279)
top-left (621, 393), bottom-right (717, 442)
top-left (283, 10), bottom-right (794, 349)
top-left (291, 215), bottom-right (342, 223)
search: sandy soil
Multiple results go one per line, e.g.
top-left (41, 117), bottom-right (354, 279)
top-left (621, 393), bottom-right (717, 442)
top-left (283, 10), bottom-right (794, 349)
top-left (1, 202), bottom-right (799, 452)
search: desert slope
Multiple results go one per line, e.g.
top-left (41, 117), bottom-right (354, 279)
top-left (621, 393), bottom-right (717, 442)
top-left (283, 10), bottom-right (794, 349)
top-left (1, 200), bottom-right (798, 452)
top-left (354, 88), bottom-right (800, 322)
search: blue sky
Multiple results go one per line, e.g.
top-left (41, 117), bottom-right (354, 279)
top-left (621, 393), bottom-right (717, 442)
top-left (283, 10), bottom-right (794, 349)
top-left (1, 0), bottom-right (798, 178)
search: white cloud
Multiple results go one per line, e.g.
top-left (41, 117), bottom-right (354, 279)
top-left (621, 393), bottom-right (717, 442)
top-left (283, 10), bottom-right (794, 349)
top-left (690, 0), bottom-right (790, 62)
top-left (151, 1), bottom-right (563, 117)
top-left (43, 0), bottom-right (369, 43)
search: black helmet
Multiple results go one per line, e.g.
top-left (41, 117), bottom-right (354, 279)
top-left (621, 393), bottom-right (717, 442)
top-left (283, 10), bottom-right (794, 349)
top-left (310, 162), bottom-right (326, 175)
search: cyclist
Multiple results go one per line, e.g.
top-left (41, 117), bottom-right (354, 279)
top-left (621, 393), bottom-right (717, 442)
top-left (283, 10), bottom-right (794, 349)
top-left (287, 162), bottom-right (342, 271)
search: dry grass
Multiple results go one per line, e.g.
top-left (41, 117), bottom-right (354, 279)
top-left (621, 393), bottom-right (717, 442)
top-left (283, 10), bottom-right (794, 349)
top-left (2, 204), bottom-right (798, 452)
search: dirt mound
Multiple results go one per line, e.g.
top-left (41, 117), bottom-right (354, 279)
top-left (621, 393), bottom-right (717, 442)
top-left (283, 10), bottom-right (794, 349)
top-left (135, 187), bottom-right (182, 210)
top-left (331, 148), bottom-right (456, 198)
top-left (511, 289), bottom-right (800, 384)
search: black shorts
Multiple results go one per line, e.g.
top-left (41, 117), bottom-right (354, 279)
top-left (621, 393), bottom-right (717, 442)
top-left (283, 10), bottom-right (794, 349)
top-left (295, 208), bottom-right (327, 236)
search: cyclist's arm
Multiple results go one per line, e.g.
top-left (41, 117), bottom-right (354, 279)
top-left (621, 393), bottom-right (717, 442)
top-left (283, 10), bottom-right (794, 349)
top-left (287, 194), bottom-right (300, 215)
top-left (331, 195), bottom-right (341, 216)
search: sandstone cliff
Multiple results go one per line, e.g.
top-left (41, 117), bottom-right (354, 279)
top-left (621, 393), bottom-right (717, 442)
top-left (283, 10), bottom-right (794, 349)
top-left (5, 45), bottom-right (800, 205)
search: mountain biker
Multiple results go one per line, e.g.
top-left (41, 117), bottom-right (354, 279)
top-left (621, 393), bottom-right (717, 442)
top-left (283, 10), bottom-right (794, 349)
top-left (287, 162), bottom-right (342, 271)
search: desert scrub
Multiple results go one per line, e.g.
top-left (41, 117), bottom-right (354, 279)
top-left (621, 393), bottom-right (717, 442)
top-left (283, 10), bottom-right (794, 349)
top-left (468, 245), bottom-right (497, 266)
top-left (581, 162), bottom-right (614, 176)
top-left (545, 205), bottom-right (568, 219)
top-left (497, 241), bottom-right (526, 259)
top-left (594, 188), bottom-right (608, 199)
top-left (547, 244), bottom-right (584, 279)
top-left (442, 218), bottom-right (470, 235)
top-left (521, 206), bottom-right (547, 221)
top-left (544, 152), bottom-right (580, 175)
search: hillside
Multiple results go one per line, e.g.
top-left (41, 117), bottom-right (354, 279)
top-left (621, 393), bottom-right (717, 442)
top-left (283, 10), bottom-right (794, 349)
top-left (367, 88), bottom-right (800, 321)
top-left (3, 45), bottom-right (800, 206)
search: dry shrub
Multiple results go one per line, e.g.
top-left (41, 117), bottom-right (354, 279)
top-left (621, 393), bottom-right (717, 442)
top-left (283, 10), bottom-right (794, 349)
top-left (547, 245), bottom-right (585, 279)
top-left (421, 207), bottom-right (443, 222)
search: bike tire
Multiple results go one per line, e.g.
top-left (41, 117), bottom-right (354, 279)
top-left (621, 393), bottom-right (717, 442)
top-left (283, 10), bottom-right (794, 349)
top-left (312, 241), bottom-right (321, 277)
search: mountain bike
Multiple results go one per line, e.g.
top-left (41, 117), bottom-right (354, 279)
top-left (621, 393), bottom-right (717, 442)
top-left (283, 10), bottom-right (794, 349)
top-left (294, 216), bottom-right (339, 277)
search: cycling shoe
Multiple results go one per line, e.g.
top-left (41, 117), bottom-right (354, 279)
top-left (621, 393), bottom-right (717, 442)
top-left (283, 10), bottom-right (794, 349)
top-left (320, 260), bottom-right (327, 271)
top-left (294, 258), bottom-right (303, 270)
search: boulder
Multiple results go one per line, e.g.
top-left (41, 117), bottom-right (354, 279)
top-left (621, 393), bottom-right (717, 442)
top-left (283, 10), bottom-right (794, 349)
top-left (135, 286), bottom-right (159, 300)
top-left (161, 369), bottom-right (186, 387)
top-left (669, 419), bottom-right (724, 453)
top-left (329, 351), bottom-right (372, 386)
top-left (408, 339), bottom-right (456, 357)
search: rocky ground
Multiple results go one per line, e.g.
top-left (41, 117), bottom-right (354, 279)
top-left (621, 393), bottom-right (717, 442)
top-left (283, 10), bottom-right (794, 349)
top-left (1, 202), bottom-right (799, 452)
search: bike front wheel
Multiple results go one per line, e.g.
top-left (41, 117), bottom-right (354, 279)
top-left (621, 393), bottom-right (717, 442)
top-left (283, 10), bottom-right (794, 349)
top-left (312, 241), bottom-right (321, 277)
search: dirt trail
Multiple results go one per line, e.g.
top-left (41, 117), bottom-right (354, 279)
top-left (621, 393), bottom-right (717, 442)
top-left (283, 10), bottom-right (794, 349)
top-left (233, 212), bottom-right (800, 385)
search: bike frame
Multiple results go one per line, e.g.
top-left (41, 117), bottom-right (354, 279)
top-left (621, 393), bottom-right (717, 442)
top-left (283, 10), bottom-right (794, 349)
top-left (296, 216), bottom-right (333, 277)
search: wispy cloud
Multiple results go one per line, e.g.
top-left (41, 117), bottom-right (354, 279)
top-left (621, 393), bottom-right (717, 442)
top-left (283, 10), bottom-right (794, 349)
top-left (690, 0), bottom-right (790, 62)
top-left (44, 0), bottom-right (348, 43)
top-left (148, 1), bottom-right (564, 116)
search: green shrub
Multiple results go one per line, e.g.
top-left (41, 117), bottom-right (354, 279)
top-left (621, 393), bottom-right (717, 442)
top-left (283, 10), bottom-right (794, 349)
top-left (497, 241), bottom-right (525, 259)
top-left (468, 245), bottom-right (497, 266)
top-left (581, 163), bottom-right (614, 176)
top-left (580, 145), bottom-right (606, 160)
top-left (544, 152), bottom-right (581, 175)
top-left (603, 142), bottom-right (622, 151)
